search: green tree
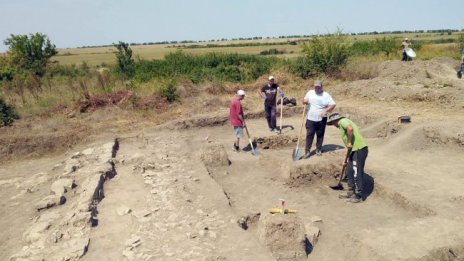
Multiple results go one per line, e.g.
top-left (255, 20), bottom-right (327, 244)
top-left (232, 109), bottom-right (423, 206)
top-left (114, 41), bottom-right (134, 78)
top-left (4, 33), bottom-right (57, 77)
top-left (295, 32), bottom-right (350, 78)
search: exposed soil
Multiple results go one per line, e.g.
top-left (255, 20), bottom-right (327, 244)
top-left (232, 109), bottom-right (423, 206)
top-left (1, 58), bottom-right (464, 260)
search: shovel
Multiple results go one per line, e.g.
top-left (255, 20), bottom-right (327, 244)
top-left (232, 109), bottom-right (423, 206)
top-left (292, 105), bottom-right (307, 161)
top-left (329, 148), bottom-right (352, 190)
top-left (244, 125), bottom-right (260, 156)
top-left (279, 90), bottom-right (284, 134)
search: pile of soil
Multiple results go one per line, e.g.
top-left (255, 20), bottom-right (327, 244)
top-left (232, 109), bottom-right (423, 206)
top-left (332, 58), bottom-right (464, 106)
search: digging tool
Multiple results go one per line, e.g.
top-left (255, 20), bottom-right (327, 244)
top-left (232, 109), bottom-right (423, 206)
top-left (329, 148), bottom-right (352, 190)
top-left (292, 105), bottom-right (307, 161)
top-left (269, 199), bottom-right (297, 214)
top-left (269, 208), bottom-right (298, 214)
top-left (279, 95), bottom-right (283, 134)
top-left (244, 125), bottom-right (260, 156)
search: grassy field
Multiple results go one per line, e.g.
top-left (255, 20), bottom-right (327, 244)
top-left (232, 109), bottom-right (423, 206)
top-left (52, 43), bottom-right (302, 66)
top-left (52, 32), bottom-right (463, 66)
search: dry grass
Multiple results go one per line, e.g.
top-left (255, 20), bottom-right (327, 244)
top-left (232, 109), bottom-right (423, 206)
top-left (53, 44), bottom-right (301, 66)
top-left (417, 43), bottom-right (461, 60)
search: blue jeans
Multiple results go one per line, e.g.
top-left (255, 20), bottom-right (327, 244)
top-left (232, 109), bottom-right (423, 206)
top-left (264, 104), bottom-right (277, 129)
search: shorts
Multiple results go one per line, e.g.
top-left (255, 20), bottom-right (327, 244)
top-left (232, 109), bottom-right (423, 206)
top-left (234, 126), bottom-right (244, 138)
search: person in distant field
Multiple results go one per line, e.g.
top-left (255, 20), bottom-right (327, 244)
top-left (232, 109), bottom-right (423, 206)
top-left (401, 38), bottom-right (412, 61)
top-left (327, 112), bottom-right (368, 204)
top-left (301, 80), bottom-right (336, 159)
top-left (458, 48), bottom-right (464, 79)
top-left (229, 90), bottom-right (246, 152)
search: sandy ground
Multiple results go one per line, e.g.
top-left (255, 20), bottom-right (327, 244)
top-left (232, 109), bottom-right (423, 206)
top-left (1, 58), bottom-right (464, 260)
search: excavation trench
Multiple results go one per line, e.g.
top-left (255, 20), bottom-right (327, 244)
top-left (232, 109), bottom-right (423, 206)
top-left (200, 143), bottom-right (319, 260)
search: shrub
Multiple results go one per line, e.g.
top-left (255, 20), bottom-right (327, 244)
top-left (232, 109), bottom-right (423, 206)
top-left (114, 41), bottom-right (134, 79)
top-left (158, 80), bottom-right (178, 103)
top-left (132, 52), bottom-right (275, 84)
top-left (458, 33), bottom-right (464, 50)
top-left (259, 49), bottom-right (286, 55)
top-left (0, 97), bottom-right (19, 126)
top-left (293, 33), bottom-right (351, 78)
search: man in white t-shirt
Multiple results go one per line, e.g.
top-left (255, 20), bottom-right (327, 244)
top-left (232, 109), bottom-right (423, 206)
top-left (301, 80), bottom-right (336, 159)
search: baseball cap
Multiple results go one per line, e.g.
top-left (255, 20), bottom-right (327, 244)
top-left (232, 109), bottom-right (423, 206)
top-left (237, 90), bottom-right (246, 96)
top-left (268, 76), bottom-right (275, 80)
top-left (314, 80), bottom-right (322, 87)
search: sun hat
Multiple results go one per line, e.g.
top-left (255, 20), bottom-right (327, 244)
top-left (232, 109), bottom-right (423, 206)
top-left (327, 112), bottom-right (344, 124)
top-left (268, 76), bottom-right (275, 80)
top-left (314, 80), bottom-right (323, 87)
top-left (237, 90), bottom-right (246, 96)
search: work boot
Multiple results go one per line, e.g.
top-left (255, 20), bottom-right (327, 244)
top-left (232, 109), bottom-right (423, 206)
top-left (301, 151), bottom-right (311, 159)
top-left (338, 191), bottom-right (354, 199)
top-left (346, 196), bottom-right (363, 203)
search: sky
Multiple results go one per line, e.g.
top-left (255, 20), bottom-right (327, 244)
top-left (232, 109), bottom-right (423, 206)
top-left (0, 0), bottom-right (462, 52)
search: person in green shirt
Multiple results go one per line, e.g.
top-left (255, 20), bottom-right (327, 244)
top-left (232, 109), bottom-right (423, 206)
top-left (327, 112), bottom-right (368, 203)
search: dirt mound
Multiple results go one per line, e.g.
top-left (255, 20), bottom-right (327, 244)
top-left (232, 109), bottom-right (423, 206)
top-left (332, 58), bottom-right (464, 106)
top-left (256, 135), bottom-right (297, 149)
top-left (416, 125), bottom-right (464, 149)
top-left (363, 120), bottom-right (403, 139)
top-left (257, 212), bottom-right (309, 261)
top-left (200, 144), bottom-right (231, 169)
top-left (0, 123), bottom-right (90, 163)
top-left (410, 244), bottom-right (464, 261)
top-left (285, 158), bottom-right (340, 187)
top-left (386, 123), bottom-right (464, 152)
top-left (162, 106), bottom-right (303, 130)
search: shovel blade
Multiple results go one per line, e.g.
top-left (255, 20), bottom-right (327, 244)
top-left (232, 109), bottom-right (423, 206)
top-left (292, 147), bottom-right (302, 161)
top-left (328, 183), bottom-right (344, 190)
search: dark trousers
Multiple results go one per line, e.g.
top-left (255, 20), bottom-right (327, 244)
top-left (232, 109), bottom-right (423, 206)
top-left (305, 117), bottom-right (327, 152)
top-left (402, 51), bottom-right (410, 61)
top-left (264, 104), bottom-right (277, 129)
top-left (345, 147), bottom-right (368, 198)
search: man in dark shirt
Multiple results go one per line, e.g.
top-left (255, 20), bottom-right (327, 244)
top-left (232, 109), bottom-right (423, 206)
top-left (260, 76), bottom-right (280, 133)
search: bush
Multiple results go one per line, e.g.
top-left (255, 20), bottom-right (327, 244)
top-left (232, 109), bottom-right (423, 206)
top-left (293, 33), bottom-right (350, 78)
top-left (259, 49), bottom-right (286, 55)
top-left (132, 51), bottom-right (275, 84)
top-left (350, 37), bottom-right (397, 57)
top-left (158, 80), bottom-right (178, 103)
top-left (458, 33), bottom-right (464, 50)
top-left (0, 97), bottom-right (19, 126)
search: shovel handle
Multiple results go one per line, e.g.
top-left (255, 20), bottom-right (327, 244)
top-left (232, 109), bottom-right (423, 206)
top-left (244, 125), bottom-right (256, 153)
top-left (296, 105), bottom-right (306, 148)
top-left (336, 148), bottom-right (352, 186)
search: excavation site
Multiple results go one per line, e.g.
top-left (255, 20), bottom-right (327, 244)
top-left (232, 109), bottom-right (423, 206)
top-left (1, 57), bottom-right (464, 261)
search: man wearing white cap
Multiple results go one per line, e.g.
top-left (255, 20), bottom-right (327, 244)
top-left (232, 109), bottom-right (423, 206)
top-left (260, 76), bottom-right (280, 133)
top-left (302, 80), bottom-right (336, 159)
top-left (229, 90), bottom-right (246, 152)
